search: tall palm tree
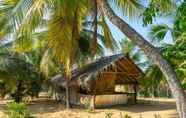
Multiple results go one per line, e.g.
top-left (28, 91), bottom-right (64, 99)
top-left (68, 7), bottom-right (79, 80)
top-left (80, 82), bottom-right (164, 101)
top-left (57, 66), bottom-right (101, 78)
top-left (97, 0), bottom-right (186, 117)
top-left (0, 0), bottom-right (186, 116)
top-left (120, 38), bottom-right (149, 69)
top-left (0, 0), bottom-right (118, 108)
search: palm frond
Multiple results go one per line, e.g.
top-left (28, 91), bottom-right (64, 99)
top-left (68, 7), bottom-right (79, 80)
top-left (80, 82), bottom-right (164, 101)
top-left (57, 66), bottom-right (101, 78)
top-left (0, 53), bottom-right (39, 80)
top-left (149, 24), bottom-right (171, 42)
top-left (99, 16), bottom-right (118, 51)
top-left (150, 0), bottom-right (176, 12)
top-left (109, 0), bottom-right (144, 18)
top-left (120, 38), bottom-right (135, 54)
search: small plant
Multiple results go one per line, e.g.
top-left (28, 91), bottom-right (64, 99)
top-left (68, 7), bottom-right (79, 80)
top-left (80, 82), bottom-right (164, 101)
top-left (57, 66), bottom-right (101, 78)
top-left (105, 112), bottom-right (113, 118)
top-left (5, 102), bottom-right (33, 118)
top-left (123, 114), bottom-right (132, 118)
top-left (154, 114), bottom-right (161, 118)
top-left (139, 114), bottom-right (143, 118)
top-left (81, 97), bottom-right (93, 112)
top-left (119, 113), bottom-right (132, 118)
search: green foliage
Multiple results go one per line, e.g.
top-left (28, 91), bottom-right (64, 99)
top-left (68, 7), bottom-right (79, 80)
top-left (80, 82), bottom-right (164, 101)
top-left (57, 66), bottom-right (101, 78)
top-left (6, 102), bottom-right (33, 118)
top-left (173, 1), bottom-right (186, 37)
top-left (139, 37), bottom-right (186, 97)
top-left (99, 16), bottom-right (118, 51)
top-left (105, 112), bottom-right (113, 118)
top-left (142, 0), bottom-right (175, 26)
top-left (120, 38), bottom-right (149, 69)
top-left (110, 0), bottom-right (143, 18)
top-left (154, 114), bottom-right (161, 118)
top-left (0, 53), bottom-right (42, 101)
top-left (182, 83), bottom-right (186, 90)
top-left (142, 3), bottom-right (160, 26)
top-left (162, 37), bottom-right (186, 67)
top-left (148, 1), bottom-right (186, 40)
top-left (0, 0), bottom-right (150, 77)
top-left (139, 65), bottom-right (166, 97)
top-left (147, 4), bottom-right (186, 93)
top-left (149, 24), bottom-right (171, 42)
top-left (120, 38), bottom-right (135, 55)
top-left (81, 97), bottom-right (93, 113)
top-left (122, 114), bottom-right (132, 118)
top-left (119, 113), bottom-right (132, 118)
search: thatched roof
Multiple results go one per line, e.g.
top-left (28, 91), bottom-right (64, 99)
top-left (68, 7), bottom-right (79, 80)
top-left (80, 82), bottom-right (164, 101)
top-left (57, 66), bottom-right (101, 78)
top-left (50, 54), bottom-right (143, 94)
top-left (50, 54), bottom-right (124, 90)
top-left (71, 54), bottom-right (124, 80)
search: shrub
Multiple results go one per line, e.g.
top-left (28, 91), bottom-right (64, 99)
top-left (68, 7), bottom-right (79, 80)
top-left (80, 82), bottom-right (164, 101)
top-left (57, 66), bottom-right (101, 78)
top-left (105, 112), bottom-right (113, 118)
top-left (122, 114), bottom-right (132, 118)
top-left (5, 102), bottom-right (33, 118)
top-left (119, 113), bottom-right (132, 118)
top-left (81, 97), bottom-right (93, 112)
top-left (154, 114), bottom-right (161, 118)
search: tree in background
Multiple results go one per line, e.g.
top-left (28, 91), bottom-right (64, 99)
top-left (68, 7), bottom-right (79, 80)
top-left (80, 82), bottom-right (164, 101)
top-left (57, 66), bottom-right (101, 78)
top-left (0, 53), bottom-right (42, 102)
top-left (147, 1), bottom-right (186, 90)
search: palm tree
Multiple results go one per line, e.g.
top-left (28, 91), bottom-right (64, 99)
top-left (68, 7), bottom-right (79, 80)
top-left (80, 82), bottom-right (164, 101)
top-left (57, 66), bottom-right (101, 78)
top-left (120, 38), bottom-right (149, 69)
top-left (97, 1), bottom-right (186, 117)
top-left (0, 0), bottom-right (186, 116)
top-left (140, 65), bottom-right (167, 97)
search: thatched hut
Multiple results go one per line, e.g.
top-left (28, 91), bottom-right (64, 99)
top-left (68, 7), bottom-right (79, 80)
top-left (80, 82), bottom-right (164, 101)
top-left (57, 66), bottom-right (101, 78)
top-left (50, 54), bottom-right (143, 108)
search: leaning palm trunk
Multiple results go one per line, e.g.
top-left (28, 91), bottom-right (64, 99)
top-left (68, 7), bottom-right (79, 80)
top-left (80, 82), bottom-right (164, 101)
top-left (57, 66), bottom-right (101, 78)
top-left (97, 0), bottom-right (186, 117)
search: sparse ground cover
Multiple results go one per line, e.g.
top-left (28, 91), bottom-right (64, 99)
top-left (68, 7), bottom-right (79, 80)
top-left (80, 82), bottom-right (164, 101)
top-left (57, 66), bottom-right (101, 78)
top-left (0, 97), bottom-right (178, 118)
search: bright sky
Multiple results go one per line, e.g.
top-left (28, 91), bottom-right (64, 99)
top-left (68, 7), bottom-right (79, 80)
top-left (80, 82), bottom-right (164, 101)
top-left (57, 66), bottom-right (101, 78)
top-left (111, 16), bottom-right (173, 43)
top-left (102, 5), bottom-right (175, 69)
top-left (107, 5), bottom-right (174, 51)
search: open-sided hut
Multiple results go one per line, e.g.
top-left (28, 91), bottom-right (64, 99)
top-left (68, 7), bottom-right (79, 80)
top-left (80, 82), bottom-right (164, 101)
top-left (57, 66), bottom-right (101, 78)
top-left (50, 54), bottom-right (143, 108)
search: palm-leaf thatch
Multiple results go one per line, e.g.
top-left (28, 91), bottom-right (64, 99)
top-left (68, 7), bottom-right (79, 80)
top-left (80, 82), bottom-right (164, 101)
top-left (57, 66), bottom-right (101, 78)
top-left (50, 54), bottom-right (142, 94)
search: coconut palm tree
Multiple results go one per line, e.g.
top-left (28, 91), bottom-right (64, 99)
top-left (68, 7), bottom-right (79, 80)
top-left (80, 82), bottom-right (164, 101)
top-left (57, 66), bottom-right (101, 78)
top-left (0, 0), bottom-right (186, 116)
top-left (97, 0), bottom-right (186, 117)
top-left (148, 1), bottom-right (186, 85)
top-left (0, 0), bottom-right (118, 108)
top-left (120, 38), bottom-right (148, 67)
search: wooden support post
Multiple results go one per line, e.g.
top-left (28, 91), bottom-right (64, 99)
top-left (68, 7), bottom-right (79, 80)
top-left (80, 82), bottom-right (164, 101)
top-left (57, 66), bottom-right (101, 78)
top-left (134, 84), bottom-right (137, 104)
top-left (90, 95), bottom-right (96, 110)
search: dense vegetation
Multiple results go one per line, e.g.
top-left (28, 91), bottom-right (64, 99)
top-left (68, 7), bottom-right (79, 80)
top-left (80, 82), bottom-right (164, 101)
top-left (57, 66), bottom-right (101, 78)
top-left (0, 0), bottom-right (186, 117)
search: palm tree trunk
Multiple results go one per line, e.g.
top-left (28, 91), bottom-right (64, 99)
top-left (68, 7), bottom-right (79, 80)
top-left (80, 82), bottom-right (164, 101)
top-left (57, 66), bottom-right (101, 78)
top-left (15, 80), bottom-right (23, 103)
top-left (97, 0), bottom-right (186, 117)
top-left (65, 79), bottom-right (70, 109)
top-left (91, 0), bottom-right (98, 54)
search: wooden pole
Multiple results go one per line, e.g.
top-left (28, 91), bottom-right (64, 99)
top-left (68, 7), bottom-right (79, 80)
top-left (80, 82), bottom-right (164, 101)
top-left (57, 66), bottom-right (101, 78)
top-left (134, 84), bottom-right (137, 104)
top-left (90, 95), bottom-right (96, 110)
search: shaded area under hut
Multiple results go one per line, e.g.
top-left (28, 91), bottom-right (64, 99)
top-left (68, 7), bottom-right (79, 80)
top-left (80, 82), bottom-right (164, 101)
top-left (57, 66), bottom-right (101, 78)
top-left (50, 54), bottom-right (143, 108)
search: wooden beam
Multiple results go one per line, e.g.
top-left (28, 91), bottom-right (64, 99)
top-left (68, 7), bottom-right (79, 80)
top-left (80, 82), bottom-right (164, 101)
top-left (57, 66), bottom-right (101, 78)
top-left (90, 95), bottom-right (96, 110)
top-left (117, 61), bottom-right (139, 79)
top-left (116, 64), bottom-right (135, 83)
top-left (101, 71), bottom-right (140, 76)
top-left (133, 84), bottom-right (137, 104)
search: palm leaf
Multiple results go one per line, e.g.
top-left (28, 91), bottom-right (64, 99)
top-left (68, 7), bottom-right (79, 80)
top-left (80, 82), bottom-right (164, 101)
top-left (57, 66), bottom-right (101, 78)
top-left (149, 24), bottom-right (171, 42)
top-left (109, 0), bottom-right (144, 18)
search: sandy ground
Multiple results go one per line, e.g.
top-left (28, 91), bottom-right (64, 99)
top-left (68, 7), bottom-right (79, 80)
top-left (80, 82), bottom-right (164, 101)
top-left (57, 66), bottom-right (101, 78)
top-left (0, 97), bottom-right (178, 118)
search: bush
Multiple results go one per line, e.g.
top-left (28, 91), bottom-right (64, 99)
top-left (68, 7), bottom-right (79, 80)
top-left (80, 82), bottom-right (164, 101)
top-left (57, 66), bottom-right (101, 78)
top-left (81, 97), bottom-right (93, 112)
top-left (5, 102), bottom-right (33, 118)
top-left (182, 83), bottom-right (186, 90)
top-left (105, 112), bottom-right (113, 118)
